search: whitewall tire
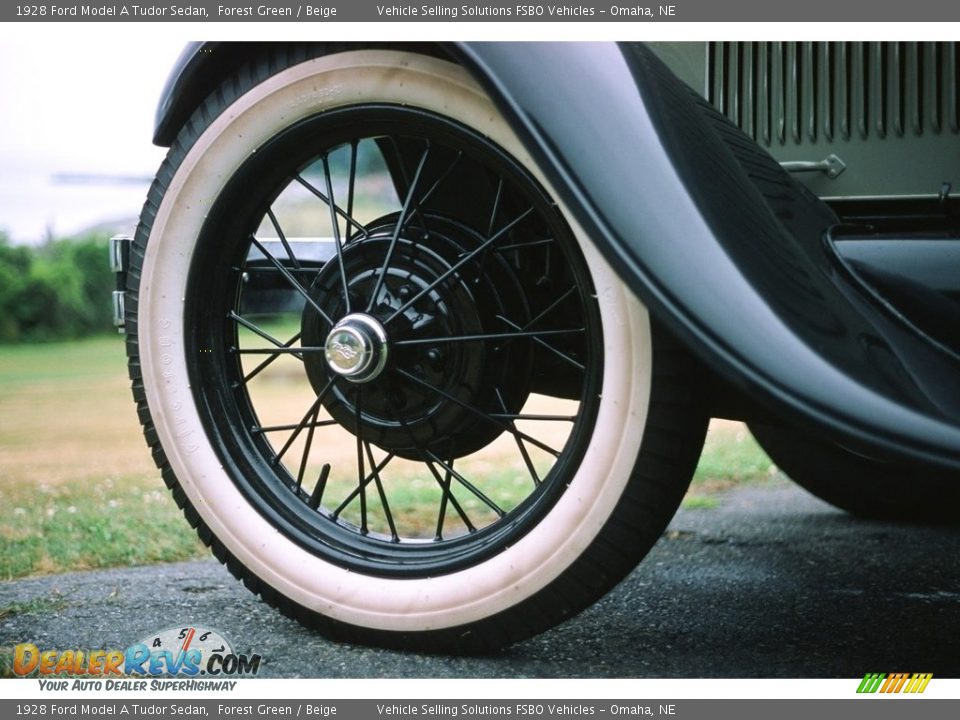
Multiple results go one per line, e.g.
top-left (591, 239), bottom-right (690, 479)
top-left (127, 47), bottom-right (708, 651)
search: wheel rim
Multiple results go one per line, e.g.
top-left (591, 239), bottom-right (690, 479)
top-left (185, 105), bottom-right (603, 578)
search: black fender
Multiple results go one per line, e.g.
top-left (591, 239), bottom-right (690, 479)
top-left (154, 42), bottom-right (248, 146)
top-left (152, 42), bottom-right (452, 146)
top-left (456, 42), bottom-right (960, 471)
top-left (152, 41), bottom-right (960, 471)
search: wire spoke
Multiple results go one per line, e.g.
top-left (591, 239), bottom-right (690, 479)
top-left (393, 367), bottom-right (561, 457)
top-left (392, 328), bottom-right (583, 347)
top-left (238, 332), bottom-right (303, 385)
top-left (271, 379), bottom-right (335, 467)
top-left (330, 452), bottom-right (396, 519)
top-left (387, 396), bottom-right (476, 534)
top-left (401, 151), bottom-right (463, 234)
top-left (424, 450), bottom-right (505, 517)
top-left (233, 346), bottom-right (325, 355)
top-left (474, 177), bottom-right (504, 281)
top-left (252, 419), bottom-right (338, 434)
top-left (228, 312), bottom-right (301, 358)
top-left (367, 144), bottom-right (431, 312)
top-left (321, 154), bottom-right (351, 313)
top-left (295, 402), bottom-right (321, 491)
top-left (232, 266), bottom-right (319, 277)
top-left (386, 136), bottom-right (413, 187)
top-left (435, 450), bottom-right (453, 540)
top-left (497, 237), bottom-right (556, 252)
top-left (249, 234), bottom-right (333, 327)
top-left (345, 140), bottom-right (358, 243)
top-left (427, 459), bottom-right (475, 534)
top-left (355, 387), bottom-right (368, 534)
top-left (384, 205), bottom-right (536, 325)
top-left (496, 388), bottom-right (541, 488)
top-left (295, 174), bottom-right (370, 240)
top-left (384, 137), bottom-right (430, 236)
top-left (497, 315), bottom-right (585, 371)
top-left (487, 285), bottom-right (581, 359)
top-left (266, 208), bottom-right (301, 270)
top-left (529, 285), bottom-right (579, 327)
top-left (365, 442), bottom-right (399, 542)
top-left (487, 177), bottom-right (504, 237)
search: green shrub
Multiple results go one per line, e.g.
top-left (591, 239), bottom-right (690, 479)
top-left (0, 232), bottom-right (114, 342)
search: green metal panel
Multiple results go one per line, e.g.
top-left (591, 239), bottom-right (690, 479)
top-left (651, 41), bottom-right (960, 200)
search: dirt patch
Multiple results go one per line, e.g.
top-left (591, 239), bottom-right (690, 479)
top-left (0, 372), bottom-right (155, 489)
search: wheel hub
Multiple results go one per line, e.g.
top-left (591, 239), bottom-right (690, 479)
top-left (300, 214), bottom-right (534, 460)
top-left (324, 314), bottom-right (389, 384)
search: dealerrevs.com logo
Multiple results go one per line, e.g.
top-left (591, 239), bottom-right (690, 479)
top-left (857, 673), bottom-right (933, 694)
top-left (13, 626), bottom-right (262, 690)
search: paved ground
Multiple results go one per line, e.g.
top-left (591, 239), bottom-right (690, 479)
top-left (3, 480), bottom-right (959, 678)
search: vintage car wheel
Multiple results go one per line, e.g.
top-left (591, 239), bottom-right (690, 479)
top-left (126, 48), bottom-right (708, 651)
top-left (750, 423), bottom-right (960, 523)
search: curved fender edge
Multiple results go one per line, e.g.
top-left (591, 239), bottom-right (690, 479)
top-left (454, 41), bottom-right (960, 471)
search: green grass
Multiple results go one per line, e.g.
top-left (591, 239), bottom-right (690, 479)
top-left (0, 333), bottom-right (124, 386)
top-left (0, 649), bottom-right (14, 678)
top-left (0, 593), bottom-right (68, 622)
top-left (681, 495), bottom-right (720, 510)
top-left (693, 423), bottom-right (776, 484)
top-left (0, 595), bottom-right (70, 677)
top-left (683, 421), bottom-right (777, 509)
top-left (0, 476), bottom-right (208, 579)
top-left (0, 336), bottom-right (208, 580)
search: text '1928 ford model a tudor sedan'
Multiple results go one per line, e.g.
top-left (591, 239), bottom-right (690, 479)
top-left (110, 41), bottom-right (960, 651)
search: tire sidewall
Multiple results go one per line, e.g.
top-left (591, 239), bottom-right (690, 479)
top-left (138, 50), bottom-right (653, 631)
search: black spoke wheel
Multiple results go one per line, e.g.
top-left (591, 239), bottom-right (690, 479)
top-left (189, 106), bottom-right (604, 574)
top-left (126, 48), bottom-right (708, 651)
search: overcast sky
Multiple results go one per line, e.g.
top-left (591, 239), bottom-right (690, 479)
top-left (0, 36), bottom-right (183, 242)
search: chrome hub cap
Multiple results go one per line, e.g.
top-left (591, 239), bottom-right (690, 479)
top-left (324, 313), bottom-right (389, 383)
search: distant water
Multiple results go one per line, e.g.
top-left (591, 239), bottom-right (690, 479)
top-left (0, 172), bottom-right (154, 244)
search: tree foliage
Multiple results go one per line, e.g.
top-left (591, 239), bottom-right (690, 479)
top-left (0, 232), bottom-right (115, 342)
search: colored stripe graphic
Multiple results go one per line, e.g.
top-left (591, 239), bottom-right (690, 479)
top-left (857, 672), bottom-right (932, 694)
top-left (880, 673), bottom-right (909, 693)
top-left (857, 673), bottom-right (885, 693)
top-left (907, 673), bottom-right (934, 693)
